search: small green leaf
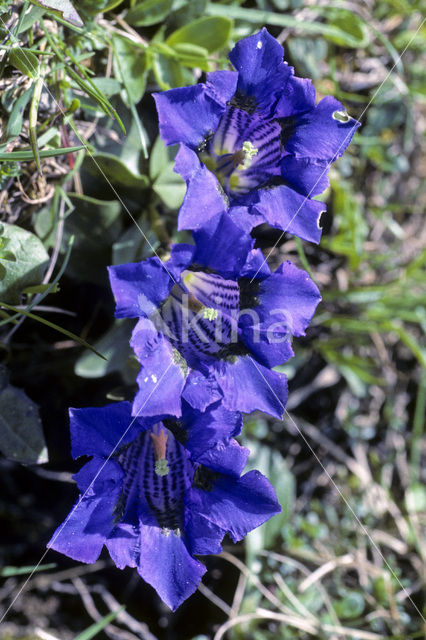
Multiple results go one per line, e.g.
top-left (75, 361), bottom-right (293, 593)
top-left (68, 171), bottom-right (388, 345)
top-left (166, 16), bottom-right (232, 53)
top-left (0, 223), bottom-right (48, 304)
top-left (126, 0), bottom-right (173, 27)
top-left (152, 53), bottom-right (184, 90)
top-left (324, 9), bottom-right (370, 48)
top-left (28, 0), bottom-right (83, 28)
top-left (149, 135), bottom-right (174, 182)
top-left (171, 42), bottom-right (210, 71)
top-left (22, 283), bottom-right (59, 294)
top-left (9, 48), bottom-right (39, 78)
top-left (75, 320), bottom-right (133, 379)
top-left (333, 592), bottom-right (365, 619)
top-left (2, 86), bottom-right (34, 145)
top-left (85, 152), bottom-right (149, 189)
top-left (63, 193), bottom-right (122, 284)
top-left (0, 377), bottom-right (48, 464)
top-left (17, 5), bottom-right (46, 34)
top-left (153, 162), bottom-right (185, 209)
top-left (112, 35), bottom-right (148, 105)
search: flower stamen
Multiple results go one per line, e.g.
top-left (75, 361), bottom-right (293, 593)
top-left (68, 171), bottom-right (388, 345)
top-left (151, 426), bottom-right (170, 476)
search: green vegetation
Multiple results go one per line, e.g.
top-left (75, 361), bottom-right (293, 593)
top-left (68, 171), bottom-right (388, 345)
top-left (0, 0), bottom-right (424, 638)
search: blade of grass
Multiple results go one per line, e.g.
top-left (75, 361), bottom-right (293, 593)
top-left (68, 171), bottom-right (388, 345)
top-left (1, 563), bottom-right (56, 577)
top-left (41, 20), bottom-right (125, 133)
top-left (0, 145), bottom-right (85, 160)
top-left (0, 301), bottom-right (107, 360)
top-left (29, 74), bottom-right (44, 174)
top-left (72, 607), bottom-right (125, 640)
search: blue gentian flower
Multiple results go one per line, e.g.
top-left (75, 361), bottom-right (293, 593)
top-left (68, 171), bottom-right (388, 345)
top-left (154, 28), bottom-right (360, 243)
top-left (108, 214), bottom-right (321, 419)
top-left (48, 402), bottom-right (280, 611)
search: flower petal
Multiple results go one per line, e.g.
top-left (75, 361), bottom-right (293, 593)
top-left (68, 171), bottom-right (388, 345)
top-left (281, 156), bottom-right (331, 197)
top-left (174, 145), bottom-right (228, 231)
top-left (182, 370), bottom-right (223, 412)
top-left (108, 258), bottom-right (174, 319)
top-left (105, 523), bottom-right (138, 569)
top-left (48, 458), bottom-right (123, 564)
top-left (184, 509), bottom-right (225, 556)
top-left (252, 183), bottom-right (324, 244)
top-left (258, 261), bottom-right (322, 337)
top-left (229, 28), bottom-right (293, 116)
top-left (192, 213), bottom-right (254, 277)
top-left (131, 319), bottom-right (188, 417)
top-left (275, 74), bottom-right (315, 118)
top-left (285, 95), bottom-right (361, 162)
top-left (239, 261), bottom-right (321, 367)
top-left (136, 523), bottom-right (206, 611)
top-left (189, 469), bottom-right (281, 543)
top-left (214, 355), bottom-right (288, 417)
top-left (154, 70), bottom-right (237, 148)
top-left (69, 402), bottom-right (144, 460)
top-left (197, 439), bottom-right (249, 478)
top-left (165, 400), bottom-right (242, 460)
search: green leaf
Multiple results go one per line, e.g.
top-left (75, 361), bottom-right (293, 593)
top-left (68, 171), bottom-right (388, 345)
top-left (126, 0), bottom-right (173, 27)
top-left (153, 162), bottom-right (185, 209)
top-left (9, 48), bottom-right (39, 78)
top-left (149, 135), bottom-right (171, 182)
top-left (0, 145), bottom-right (85, 161)
top-left (152, 52), bottom-right (183, 90)
top-left (90, 77), bottom-right (122, 99)
top-left (324, 8), bottom-right (370, 48)
top-left (112, 35), bottom-right (148, 105)
top-left (28, 0), bottom-right (83, 28)
top-left (0, 376), bottom-right (48, 464)
top-left (75, 320), bottom-right (133, 379)
top-left (2, 86), bottom-right (34, 145)
top-left (166, 16), bottom-right (232, 53)
top-left (112, 220), bottom-right (158, 265)
top-left (73, 607), bottom-right (124, 640)
top-left (64, 193), bottom-right (122, 284)
top-left (171, 42), bottom-right (210, 71)
top-left (103, 0), bottom-right (126, 10)
top-left (205, 3), bottom-right (370, 48)
top-left (0, 223), bottom-right (48, 304)
top-left (84, 152), bottom-right (149, 189)
top-left (333, 592), bottom-right (365, 619)
top-left (17, 5), bottom-right (46, 34)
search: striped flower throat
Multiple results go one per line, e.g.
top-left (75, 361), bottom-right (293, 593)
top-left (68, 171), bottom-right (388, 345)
top-left (116, 425), bottom-right (194, 533)
top-left (199, 105), bottom-right (282, 199)
top-left (156, 269), bottom-right (242, 366)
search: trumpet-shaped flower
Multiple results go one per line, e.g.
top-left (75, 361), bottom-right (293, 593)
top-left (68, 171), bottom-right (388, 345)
top-left (48, 402), bottom-right (280, 610)
top-left (154, 28), bottom-right (360, 243)
top-left (108, 214), bottom-right (321, 419)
